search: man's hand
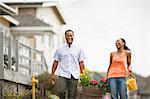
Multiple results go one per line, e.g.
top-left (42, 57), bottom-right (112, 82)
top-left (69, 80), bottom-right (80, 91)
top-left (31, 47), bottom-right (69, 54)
top-left (79, 61), bottom-right (85, 74)
top-left (80, 69), bottom-right (84, 74)
top-left (50, 60), bottom-right (58, 84)
top-left (50, 73), bottom-right (55, 85)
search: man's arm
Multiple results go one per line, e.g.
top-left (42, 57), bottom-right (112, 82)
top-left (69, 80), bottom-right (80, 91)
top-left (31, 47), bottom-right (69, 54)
top-left (79, 61), bottom-right (85, 74)
top-left (50, 60), bottom-right (59, 81)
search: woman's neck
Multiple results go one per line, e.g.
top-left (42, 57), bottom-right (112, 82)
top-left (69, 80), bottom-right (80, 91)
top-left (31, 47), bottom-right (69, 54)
top-left (117, 48), bottom-right (124, 53)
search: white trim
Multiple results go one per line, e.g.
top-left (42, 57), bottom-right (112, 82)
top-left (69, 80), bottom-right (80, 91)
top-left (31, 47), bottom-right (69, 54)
top-left (42, 2), bottom-right (57, 7)
top-left (10, 26), bottom-right (57, 35)
top-left (2, 0), bottom-right (47, 3)
top-left (42, 2), bottom-right (67, 24)
top-left (11, 26), bottom-right (53, 31)
top-left (1, 15), bottom-right (19, 25)
top-left (0, 2), bottom-right (18, 15)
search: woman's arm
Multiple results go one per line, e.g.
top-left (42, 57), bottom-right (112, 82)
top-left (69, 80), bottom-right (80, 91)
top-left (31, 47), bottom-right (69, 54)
top-left (126, 51), bottom-right (132, 72)
top-left (106, 52), bottom-right (113, 77)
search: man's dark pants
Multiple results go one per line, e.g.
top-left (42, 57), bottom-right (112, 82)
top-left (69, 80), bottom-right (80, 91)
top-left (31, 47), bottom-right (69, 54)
top-left (55, 75), bottom-right (78, 99)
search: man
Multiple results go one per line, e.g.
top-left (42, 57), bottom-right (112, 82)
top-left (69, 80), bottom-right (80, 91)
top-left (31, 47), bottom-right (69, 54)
top-left (50, 30), bottom-right (86, 99)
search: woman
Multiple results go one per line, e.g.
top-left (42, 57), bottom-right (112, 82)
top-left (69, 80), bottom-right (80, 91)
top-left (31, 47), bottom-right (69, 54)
top-left (106, 38), bottom-right (132, 99)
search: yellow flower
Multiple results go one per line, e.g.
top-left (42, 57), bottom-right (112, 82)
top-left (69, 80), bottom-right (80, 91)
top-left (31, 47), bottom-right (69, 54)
top-left (85, 68), bottom-right (92, 73)
top-left (80, 73), bottom-right (84, 77)
top-left (85, 75), bottom-right (89, 79)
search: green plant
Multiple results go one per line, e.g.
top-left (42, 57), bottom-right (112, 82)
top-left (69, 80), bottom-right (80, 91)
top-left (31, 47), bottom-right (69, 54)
top-left (4, 72), bottom-right (56, 99)
top-left (37, 72), bottom-right (58, 97)
top-left (80, 68), bottom-right (92, 87)
top-left (4, 88), bottom-right (39, 99)
top-left (37, 72), bottom-right (55, 93)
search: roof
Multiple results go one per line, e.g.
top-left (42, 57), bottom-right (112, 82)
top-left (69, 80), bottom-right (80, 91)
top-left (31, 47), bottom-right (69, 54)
top-left (4, 1), bottom-right (67, 24)
top-left (0, 2), bottom-right (19, 25)
top-left (10, 14), bottom-right (54, 35)
top-left (1, 15), bottom-right (19, 25)
top-left (14, 14), bottom-right (50, 26)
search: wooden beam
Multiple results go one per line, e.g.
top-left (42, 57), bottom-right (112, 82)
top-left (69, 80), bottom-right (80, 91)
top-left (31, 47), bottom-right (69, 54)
top-left (0, 31), bottom-right (4, 79)
top-left (15, 40), bottom-right (19, 72)
top-left (8, 36), bottom-right (12, 69)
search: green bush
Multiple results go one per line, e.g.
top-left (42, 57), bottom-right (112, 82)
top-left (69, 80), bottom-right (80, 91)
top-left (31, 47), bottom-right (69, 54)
top-left (4, 88), bottom-right (40, 99)
top-left (36, 72), bottom-right (57, 97)
top-left (4, 72), bottom-right (57, 98)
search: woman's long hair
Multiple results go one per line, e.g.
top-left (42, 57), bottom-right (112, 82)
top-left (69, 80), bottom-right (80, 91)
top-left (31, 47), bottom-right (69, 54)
top-left (120, 38), bottom-right (131, 51)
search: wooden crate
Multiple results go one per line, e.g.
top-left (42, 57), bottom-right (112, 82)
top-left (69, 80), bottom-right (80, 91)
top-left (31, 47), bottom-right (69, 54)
top-left (77, 87), bottom-right (102, 99)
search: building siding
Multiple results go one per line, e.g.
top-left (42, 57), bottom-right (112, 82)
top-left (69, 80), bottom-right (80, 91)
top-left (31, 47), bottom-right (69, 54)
top-left (0, 17), bottom-right (10, 27)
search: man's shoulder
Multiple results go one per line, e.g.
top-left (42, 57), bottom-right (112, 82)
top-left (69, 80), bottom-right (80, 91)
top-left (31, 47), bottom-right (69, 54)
top-left (57, 43), bottom-right (82, 50)
top-left (57, 43), bottom-right (66, 49)
top-left (72, 44), bottom-right (83, 50)
top-left (72, 43), bottom-right (80, 47)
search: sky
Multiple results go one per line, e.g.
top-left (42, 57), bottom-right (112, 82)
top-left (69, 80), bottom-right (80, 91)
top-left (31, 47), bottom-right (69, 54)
top-left (2, 0), bottom-right (150, 77)
top-left (58, 0), bottom-right (150, 77)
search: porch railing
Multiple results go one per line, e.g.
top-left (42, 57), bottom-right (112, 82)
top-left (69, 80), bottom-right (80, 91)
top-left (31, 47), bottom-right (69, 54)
top-left (0, 31), bottom-right (48, 84)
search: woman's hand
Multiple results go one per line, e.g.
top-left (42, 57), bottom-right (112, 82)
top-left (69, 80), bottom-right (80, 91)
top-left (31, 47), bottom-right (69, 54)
top-left (127, 66), bottom-right (132, 76)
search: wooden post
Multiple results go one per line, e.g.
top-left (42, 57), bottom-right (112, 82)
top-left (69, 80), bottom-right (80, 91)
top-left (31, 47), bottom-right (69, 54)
top-left (15, 40), bottom-right (19, 72)
top-left (8, 36), bottom-right (12, 69)
top-left (29, 48), bottom-right (32, 75)
top-left (0, 31), bottom-right (4, 77)
top-left (43, 82), bottom-right (46, 99)
top-left (0, 31), bottom-right (4, 99)
top-left (41, 52), bottom-right (44, 71)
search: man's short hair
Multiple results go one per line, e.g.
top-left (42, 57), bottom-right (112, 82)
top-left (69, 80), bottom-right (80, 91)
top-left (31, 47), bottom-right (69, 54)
top-left (65, 30), bottom-right (74, 35)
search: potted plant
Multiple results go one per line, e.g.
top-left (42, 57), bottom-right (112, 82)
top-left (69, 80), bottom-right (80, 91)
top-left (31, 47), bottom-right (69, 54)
top-left (80, 68), bottom-right (109, 98)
